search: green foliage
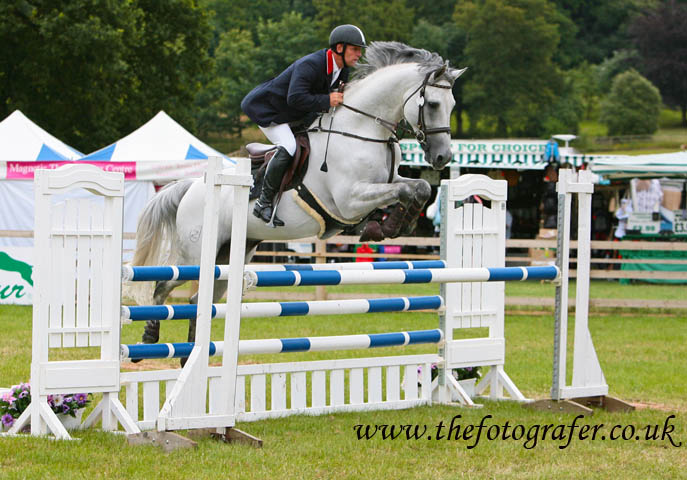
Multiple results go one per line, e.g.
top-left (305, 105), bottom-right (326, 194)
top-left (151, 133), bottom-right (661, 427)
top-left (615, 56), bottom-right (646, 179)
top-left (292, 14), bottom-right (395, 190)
top-left (631, 0), bottom-right (687, 127)
top-left (255, 12), bottom-right (322, 82)
top-left (0, 0), bottom-right (212, 152)
top-left (454, 0), bottom-right (563, 137)
top-left (567, 62), bottom-right (601, 120)
top-left (599, 69), bottom-right (662, 136)
top-left (196, 29), bottom-right (256, 137)
top-left (596, 49), bottom-right (639, 94)
top-left (538, 77), bottom-right (585, 137)
top-left (313, 0), bottom-right (415, 43)
top-left (549, 0), bottom-right (646, 65)
top-left (199, 0), bottom-right (312, 33)
top-left (410, 20), bottom-right (468, 136)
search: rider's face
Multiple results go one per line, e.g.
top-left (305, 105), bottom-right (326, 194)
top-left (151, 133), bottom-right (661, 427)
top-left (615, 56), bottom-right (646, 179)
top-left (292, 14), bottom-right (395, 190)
top-left (344, 45), bottom-right (363, 67)
top-left (335, 44), bottom-right (363, 68)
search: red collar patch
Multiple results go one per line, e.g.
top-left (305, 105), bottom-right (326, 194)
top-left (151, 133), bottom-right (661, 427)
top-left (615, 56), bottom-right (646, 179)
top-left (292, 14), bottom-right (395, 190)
top-left (327, 49), bottom-right (334, 75)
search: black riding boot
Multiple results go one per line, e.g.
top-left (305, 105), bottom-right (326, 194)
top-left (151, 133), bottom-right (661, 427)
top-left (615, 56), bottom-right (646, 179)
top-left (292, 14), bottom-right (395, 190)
top-left (253, 146), bottom-right (292, 227)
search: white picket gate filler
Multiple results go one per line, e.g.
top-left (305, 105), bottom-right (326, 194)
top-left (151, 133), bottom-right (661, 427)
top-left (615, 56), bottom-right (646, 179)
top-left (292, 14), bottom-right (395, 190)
top-left (5, 158), bottom-right (626, 445)
top-left (6, 164), bottom-right (140, 439)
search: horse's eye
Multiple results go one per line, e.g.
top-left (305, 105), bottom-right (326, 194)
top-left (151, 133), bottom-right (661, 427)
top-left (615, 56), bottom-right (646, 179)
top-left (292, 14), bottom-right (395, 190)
top-left (428, 101), bottom-right (440, 109)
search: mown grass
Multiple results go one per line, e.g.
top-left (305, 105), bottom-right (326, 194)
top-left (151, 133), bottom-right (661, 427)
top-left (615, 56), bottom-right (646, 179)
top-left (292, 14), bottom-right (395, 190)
top-left (1, 280), bottom-right (685, 479)
top-left (580, 110), bottom-right (687, 155)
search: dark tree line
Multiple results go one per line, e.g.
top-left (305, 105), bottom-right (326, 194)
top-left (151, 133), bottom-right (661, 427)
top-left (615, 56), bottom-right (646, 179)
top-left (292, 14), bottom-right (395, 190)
top-left (1, 0), bottom-right (684, 153)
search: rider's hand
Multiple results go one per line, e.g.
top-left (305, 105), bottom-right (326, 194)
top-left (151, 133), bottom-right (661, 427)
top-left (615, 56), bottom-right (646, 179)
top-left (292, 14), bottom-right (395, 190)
top-left (330, 92), bottom-right (344, 107)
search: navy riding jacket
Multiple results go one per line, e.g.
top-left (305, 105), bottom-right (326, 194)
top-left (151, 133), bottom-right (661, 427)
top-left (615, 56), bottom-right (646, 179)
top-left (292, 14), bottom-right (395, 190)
top-left (241, 48), bottom-right (349, 127)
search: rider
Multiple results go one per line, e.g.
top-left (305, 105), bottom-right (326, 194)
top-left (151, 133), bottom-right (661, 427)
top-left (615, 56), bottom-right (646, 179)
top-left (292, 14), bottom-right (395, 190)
top-left (241, 24), bottom-right (366, 226)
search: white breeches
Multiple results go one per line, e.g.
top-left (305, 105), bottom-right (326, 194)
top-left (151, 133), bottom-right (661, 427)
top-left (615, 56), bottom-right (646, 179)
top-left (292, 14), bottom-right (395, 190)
top-left (259, 124), bottom-right (297, 156)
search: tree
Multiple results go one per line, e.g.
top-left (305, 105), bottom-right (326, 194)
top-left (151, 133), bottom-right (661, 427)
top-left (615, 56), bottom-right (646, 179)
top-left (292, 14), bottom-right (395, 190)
top-left (197, 29), bottom-right (257, 137)
top-left (124, 0), bottom-right (213, 135)
top-left (313, 0), bottom-right (415, 43)
top-left (630, 0), bottom-right (687, 127)
top-left (195, 13), bottom-right (319, 137)
top-left (550, 0), bottom-right (645, 66)
top-left (255, 12), bottom-right (322, 82)
top-left (0, 0), bottom-right (212, 152)
top-left (596, 49), bottom-right (639, 94)
top-left (411, 20), bottom-right (468, 136)
top-left (454, 0), bottom-right (562, 137)
top-left (599, 69), bottom-right (661, 136)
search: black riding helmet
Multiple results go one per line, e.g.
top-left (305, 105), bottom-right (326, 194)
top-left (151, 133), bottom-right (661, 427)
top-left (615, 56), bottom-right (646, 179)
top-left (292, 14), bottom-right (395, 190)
top-left (329, 24), bottom-right (366, 59)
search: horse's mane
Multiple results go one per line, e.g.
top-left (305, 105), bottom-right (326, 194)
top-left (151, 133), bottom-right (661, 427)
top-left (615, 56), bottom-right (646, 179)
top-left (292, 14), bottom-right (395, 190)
top-left (353, 41), bottom-right (446, 79)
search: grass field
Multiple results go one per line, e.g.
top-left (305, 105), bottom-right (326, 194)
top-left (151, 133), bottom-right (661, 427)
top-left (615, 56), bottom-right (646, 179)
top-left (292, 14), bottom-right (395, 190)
top-left (1, 281), bottom-right (685, 479)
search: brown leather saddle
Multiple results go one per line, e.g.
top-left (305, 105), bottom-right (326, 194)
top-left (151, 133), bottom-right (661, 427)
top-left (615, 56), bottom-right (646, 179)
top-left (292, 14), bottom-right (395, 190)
top-left (245, 134), bottom-right (310, 201)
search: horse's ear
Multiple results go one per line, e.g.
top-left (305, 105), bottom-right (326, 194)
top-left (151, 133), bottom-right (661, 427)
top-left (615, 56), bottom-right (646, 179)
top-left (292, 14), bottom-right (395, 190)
top-left (433, 63), bottom-right (447, 80)
top-left (450, 67), bottom-right (468, 82)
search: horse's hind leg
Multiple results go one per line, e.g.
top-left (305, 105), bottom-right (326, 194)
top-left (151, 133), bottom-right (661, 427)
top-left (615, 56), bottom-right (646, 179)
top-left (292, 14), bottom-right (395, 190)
top-left (140, 279), bottom-right (187, 344)
top-left (185, 241), bottom-right (232, 344)
top-left (185, 239), bottom-right (259, 345)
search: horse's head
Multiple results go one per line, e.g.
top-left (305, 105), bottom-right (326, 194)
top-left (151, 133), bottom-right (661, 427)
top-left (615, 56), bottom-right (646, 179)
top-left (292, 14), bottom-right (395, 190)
top-left (403, 63), bottom-right (466, 170)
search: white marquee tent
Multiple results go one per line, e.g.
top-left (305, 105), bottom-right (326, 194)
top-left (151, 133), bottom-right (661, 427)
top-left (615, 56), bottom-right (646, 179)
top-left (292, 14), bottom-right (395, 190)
top-left (0, 110), bottom-right (152, 249)
top-left (0, 110), bottom-right (231, 304)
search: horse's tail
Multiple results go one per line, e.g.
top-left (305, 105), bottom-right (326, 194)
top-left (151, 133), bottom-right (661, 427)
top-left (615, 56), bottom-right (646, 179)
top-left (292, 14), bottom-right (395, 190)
top-left (132, 179), bottom-right (194, 267)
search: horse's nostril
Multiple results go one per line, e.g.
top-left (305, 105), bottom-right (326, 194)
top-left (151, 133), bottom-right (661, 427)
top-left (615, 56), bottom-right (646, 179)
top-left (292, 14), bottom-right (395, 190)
top-left (436, 155), bottom-right (444, 164)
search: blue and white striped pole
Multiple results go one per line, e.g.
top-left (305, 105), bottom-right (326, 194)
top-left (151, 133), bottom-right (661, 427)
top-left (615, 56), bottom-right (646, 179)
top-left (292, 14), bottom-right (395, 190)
top-left (244, 266), bottom-right (560, 288)
top-left (121, 260), bottom-right (448, 282)
top-left (120, 329), bottom-right (444, 360)
top-left (248, 260), bottom-right (447, 271)
top-left (121, 296), bottom-right (444, 321)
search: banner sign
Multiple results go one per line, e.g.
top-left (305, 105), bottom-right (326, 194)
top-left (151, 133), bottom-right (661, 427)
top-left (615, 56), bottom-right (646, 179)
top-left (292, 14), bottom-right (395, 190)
top-left (0, 159), bottom-right (228, 182)
top-left (400, 140), bottom-right (587, 169)
top-left (0, 247), bottom-right (33, 305)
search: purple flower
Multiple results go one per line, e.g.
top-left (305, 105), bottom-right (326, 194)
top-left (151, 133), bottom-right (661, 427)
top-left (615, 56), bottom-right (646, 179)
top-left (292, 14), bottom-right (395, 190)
top-left (1, 414), bottom-right (14, 427)
top-left (64, 396), bottom-right (73, 404)
top-left (62, 404), bottom-right (71, 414)
top-left (74, 393), bottom-right (88, 405)
top-left (18, 390), bottom-right (29, 399)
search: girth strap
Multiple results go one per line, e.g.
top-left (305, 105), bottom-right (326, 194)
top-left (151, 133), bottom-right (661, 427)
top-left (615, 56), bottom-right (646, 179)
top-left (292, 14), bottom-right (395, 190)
top-left (294, 183), bottom-right (368, 239)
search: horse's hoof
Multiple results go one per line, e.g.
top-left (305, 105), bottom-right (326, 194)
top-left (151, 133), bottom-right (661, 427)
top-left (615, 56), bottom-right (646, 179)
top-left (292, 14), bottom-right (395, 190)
top-left (359, 221), bottom-right (384, 242)
top-left (142, 332), bottom-right (159, 344)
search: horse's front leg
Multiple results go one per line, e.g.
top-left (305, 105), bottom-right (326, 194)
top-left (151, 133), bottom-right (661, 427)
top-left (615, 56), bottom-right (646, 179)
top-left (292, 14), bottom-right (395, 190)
top-left (338, 181), bottom-right (416, 240)
top-left (340, 181), bottom-right (415, 217)
top-left (392, 177), bottom-right (432, 235)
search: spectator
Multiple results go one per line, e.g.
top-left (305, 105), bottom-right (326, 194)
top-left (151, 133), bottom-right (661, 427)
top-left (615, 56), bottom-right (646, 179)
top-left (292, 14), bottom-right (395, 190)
top-left (543, 137), bottom-right (560, 164)
top-left (425, 192), bottom-right (441, 235)
top-left (632, 178), bottom-right (663, 213)
top-left (614, 198), bottom-right (633, 239)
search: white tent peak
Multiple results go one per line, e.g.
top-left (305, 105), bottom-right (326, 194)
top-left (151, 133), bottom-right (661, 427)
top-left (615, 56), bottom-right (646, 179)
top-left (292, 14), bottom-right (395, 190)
top-left (81, 110), bottom-right (229, 162)
top-left (0, 110), bottom-right (83, 161)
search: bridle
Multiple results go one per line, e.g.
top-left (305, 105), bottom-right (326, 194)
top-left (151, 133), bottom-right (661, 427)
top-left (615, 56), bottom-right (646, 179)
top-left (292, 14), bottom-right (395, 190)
top-left (402, 71), bottom-right (453, 152)
top-left (308, 68), bottom-right (453, 177)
